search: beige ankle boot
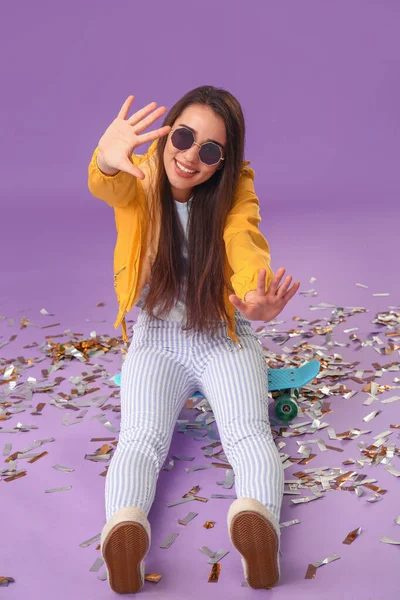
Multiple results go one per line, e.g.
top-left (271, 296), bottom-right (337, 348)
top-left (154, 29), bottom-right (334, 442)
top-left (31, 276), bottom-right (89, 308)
top-left (227, 497), bottom-right (281, 589)
top-left (100, 506), bottom-right (151, 594)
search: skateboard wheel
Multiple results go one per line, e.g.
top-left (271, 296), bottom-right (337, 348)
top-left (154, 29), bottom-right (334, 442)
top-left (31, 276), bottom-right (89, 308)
top-left (275, 396), bottom-right (298, 421)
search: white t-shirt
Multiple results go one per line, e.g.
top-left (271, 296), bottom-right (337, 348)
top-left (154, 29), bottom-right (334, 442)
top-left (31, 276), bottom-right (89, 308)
top-left (136, 197), bottom-right (193, 322)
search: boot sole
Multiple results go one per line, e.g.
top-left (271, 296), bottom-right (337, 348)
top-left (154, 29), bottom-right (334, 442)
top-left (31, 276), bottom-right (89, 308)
top-left (230, 511), bottom-right (279, 589)
top-left (102, 520), bottom-right (149, 594)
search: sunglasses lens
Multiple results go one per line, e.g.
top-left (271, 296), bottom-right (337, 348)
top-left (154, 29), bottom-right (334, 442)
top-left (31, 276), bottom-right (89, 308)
top-left (171, 128), bottom-right (193, 151)
top-left (199, 143), bottom-right (222, 166)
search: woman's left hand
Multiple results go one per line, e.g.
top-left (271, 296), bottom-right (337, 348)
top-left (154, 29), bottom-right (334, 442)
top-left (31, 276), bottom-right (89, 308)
top-left (229, 268), bottom-right (300, 322)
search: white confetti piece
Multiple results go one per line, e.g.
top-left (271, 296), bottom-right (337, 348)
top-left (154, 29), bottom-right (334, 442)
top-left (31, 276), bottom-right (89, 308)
top-left (380, 537), bottom-right (400, 545)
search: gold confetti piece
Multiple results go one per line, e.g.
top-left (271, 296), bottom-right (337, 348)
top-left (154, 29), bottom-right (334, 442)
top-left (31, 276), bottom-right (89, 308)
top-left (27, 451), bottom-right (48, 463)
top-left (97, 302), bottom-right (105, 307)
top-left (41, 323), bottom-right (61, 330)
top-left (4, 472), bottom-right (27, 482)
top-left (325, 445), bottom-right (344, 452)
top-left (183, 485), bottom-right (200, 497)
top-left (208, 563), bottom-right (221, 583)
top-left (305, 564), bottom-right (317, 579)
top-left (343, 527), bottom-right (362, 544)
top-left (204, 521), bottom-right (215, 529)
top-left (0, 576), bottom-right (15, 586)
top-left (144, 573), bottom-right (162, 583)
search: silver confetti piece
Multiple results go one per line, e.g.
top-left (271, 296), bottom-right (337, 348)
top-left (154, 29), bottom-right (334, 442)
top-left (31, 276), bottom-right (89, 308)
top-left (384, 465), bottom-right (400, 477)
top-left (292, 495), bottom-right (323, 505)
top-left (313, 553), bottom-right (340, 568)
top-left (53, 464), bottom-right (75, 472)
top-left (363, 410), bottom-right (381, 422)
top-left (160, 533), bottom-right (179, 549)
top-left (79, 534), bottom-right (101, 548)
top-left (380, 537), bottom-right (400, 545)
top-left (280, 519), bottom-right (301, 528)
top-left (208, 549), bottom-right (230, 564)
top-left (185, 465), bottom-right (212, 472)
top-left (223, 469), bottom-right (235, 489)
top-left (167, 496), bottom-right (195, 507)
top-left (200, 546), bottom-right (216, 558)
top-left (178, 512), bottom-right (198, 525)
top-left (381, 395), bottom-right (400, 404)
top-left (89, 557), bottom-right (104, 572)
top-left (211, 494), bottom-right (237, 499)
top-left (2, 443), bottom-right (12, 456)
top-left (45, 486), bottom-right (72, 493)
top-left (172, 455), bottom-right (195, 461)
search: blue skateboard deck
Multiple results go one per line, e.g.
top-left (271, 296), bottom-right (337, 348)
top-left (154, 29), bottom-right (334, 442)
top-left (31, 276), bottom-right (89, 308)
top-left (268, 359), bottom-right (320, 391)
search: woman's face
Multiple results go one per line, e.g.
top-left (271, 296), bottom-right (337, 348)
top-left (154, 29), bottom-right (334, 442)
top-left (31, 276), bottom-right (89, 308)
top-left (163, 104), bottom-right (227, 202)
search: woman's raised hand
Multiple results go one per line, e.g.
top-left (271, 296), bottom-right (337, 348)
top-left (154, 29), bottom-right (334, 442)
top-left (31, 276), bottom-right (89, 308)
top-left (97, 95), bottom-right (171, 179)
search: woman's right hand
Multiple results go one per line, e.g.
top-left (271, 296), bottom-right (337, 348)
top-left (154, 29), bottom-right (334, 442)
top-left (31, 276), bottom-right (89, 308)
top-left (97, 95), bottom-right (171, 179)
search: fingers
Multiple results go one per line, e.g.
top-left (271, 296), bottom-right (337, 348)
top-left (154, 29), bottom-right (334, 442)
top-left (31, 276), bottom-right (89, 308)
top-left (133, 106), bottom-right (168, 134)
top-left (256, 269), bottom-right (267, 295)
top-left (127, 101), bottom-right (159, 127)
top-left (277, 275), bottom-right (293, 297)
top-left (136, 125), bottom-right (172, 145)
top-left (268, 267), bottom-right (286, 294)
top-left (283, 281), bottom-right (300, 301)
top-left (117, 95), bottom-right (135, 120)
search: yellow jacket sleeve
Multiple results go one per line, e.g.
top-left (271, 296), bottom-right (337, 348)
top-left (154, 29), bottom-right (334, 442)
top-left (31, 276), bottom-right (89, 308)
top-left (87, 141), bottom-right (157, 208)
top-left (223, 163), bottom-right (274, 302)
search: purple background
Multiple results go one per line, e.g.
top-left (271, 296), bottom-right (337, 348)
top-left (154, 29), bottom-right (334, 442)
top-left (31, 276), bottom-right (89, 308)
top-left (1, 2), bottom-right (399, 599)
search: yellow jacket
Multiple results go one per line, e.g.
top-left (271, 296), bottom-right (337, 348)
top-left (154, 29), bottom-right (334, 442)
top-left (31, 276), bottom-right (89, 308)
top-left (87, 140), bottom-right (274, 346)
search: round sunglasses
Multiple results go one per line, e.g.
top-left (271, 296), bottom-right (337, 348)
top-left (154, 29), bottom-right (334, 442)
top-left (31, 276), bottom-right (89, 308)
top-left (170, 126), bottom-right (225, 167)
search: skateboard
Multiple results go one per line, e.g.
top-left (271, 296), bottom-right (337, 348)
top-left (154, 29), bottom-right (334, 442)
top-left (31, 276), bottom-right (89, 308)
top-left (112, 360), bottom-right (320, 422)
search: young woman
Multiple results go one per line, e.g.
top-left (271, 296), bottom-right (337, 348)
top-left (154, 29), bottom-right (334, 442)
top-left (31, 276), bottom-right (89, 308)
top-left (88, 86), bottom-right (299, 593)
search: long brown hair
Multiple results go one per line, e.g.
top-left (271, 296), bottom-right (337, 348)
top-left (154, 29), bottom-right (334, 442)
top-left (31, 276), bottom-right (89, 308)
top-left (143, 85), bottom-right (245, 336)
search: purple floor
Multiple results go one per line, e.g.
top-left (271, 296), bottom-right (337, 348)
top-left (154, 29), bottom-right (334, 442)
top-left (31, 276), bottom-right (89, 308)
top-left (1, 196), bottom-right (399, 600)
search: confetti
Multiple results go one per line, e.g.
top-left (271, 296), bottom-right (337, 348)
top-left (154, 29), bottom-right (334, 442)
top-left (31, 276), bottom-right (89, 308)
top-left (305, 554), bottom-right (340, 579)
top-left (178, 512), bottom-right (198, 526)
top-left (343, 527), bottom-right (362, 544)
top-left (380, 537), bottom-right (400, 545)
top-left (2, 294), bottom-right (400, 593)
top-left (208, 563), bottom-right (221, 583)
top-left (363, 410), bottom-right (381, 422)
top-left (160, 533), bottom-right (179, 549)
top-left (144, 573), bottom-right (162, 583)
